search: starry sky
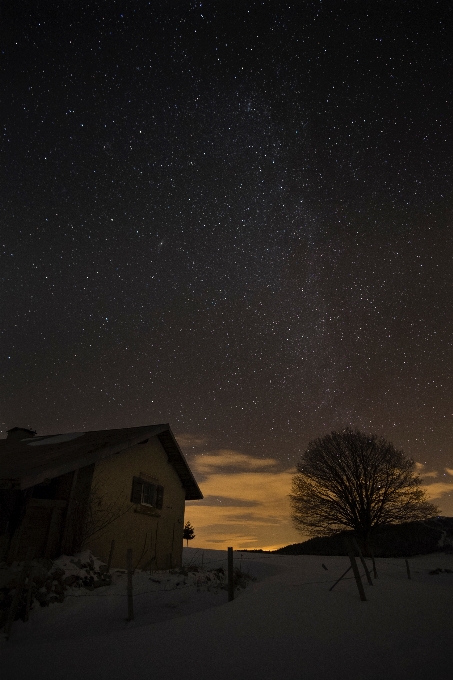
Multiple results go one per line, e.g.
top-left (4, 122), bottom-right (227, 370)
top-left (2, 1), bottom-right (453, 550)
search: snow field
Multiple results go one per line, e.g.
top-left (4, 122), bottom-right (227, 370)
top-left (1, 548), bottom-right (452, 680)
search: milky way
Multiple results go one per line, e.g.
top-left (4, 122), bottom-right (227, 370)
top-left (2, 2), bottom-right (452, 545)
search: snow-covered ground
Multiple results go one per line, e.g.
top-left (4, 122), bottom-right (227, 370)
top-left (1, 547), bottom-right (452, 680)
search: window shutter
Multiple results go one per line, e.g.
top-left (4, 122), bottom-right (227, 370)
top-left (156, 485), bottom-right (164, 510)
top-left (130, 477), bottom-right (143, 504)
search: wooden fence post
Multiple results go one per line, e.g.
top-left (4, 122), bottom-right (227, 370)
top-left (348, 552), bottom-right (367, 601)
top-left (228, 547), bottom-right (234, 602)
top-left (351, 537), bottom-right (373, 586)
top-left (24, 568), bottom-right (34, 623)
top-left (126, 549), bottom-right (134, 621)
top-left (405, 559), bottom-right (411, 580)
top-left (329, 565), bottom-right (352, 591)
top-left (107, 539), bottom-right (115, 573)
top-left (370, 551), bottom-right (378, 579)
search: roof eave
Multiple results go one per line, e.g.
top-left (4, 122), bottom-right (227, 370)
top-left (0, 424), bottom-right (203, 500)
top-left (157, 425), bottom-right (203, 500)
top-left (13, 427), bottom-right (169, 490)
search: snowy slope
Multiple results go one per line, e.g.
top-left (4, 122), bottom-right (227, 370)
top-left (1, 548), bottom-right (452, 680)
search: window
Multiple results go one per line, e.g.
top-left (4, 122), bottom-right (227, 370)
top-left (141, 482), bottom-right (155, 506)
top-left (131, 477), bottom-right (164, 510)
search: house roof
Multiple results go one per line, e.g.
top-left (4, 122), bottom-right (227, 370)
top-left (0, 424), bottom-right (203, 500)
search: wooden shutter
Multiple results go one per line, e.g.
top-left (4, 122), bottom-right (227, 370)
top-left (130, 477), bottom-right (143, 504)
top-left (156, 485), bottom-right (164, 510)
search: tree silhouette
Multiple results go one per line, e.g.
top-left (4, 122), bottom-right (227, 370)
top-left (290, 428), bottom-right (438, 546)
top-left (183, 520), bottom-right (195, 547)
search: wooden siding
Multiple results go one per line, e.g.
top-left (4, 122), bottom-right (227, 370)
top-left (83, 437), bottom-right (186, 570)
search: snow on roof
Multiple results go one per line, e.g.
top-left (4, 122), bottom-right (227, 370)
top-left (25, 432), bottom-right (85, 446)
top-left (0, 424), bottom-right (202, 499)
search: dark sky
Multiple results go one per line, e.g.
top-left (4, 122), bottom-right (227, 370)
top-left (2, 1), bottom-right (452, 544)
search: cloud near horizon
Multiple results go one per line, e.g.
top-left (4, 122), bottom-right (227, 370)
top-left (415, 463), bottom-right (453, 504)
top-left (183, 451), bottom-right (453, 552)
top-left (193, 449), bottom-right (279, 475)
top-left (195, 495), bottom-right (260, 507)
top-left (176, 433), bottom-right (210, 450)
top-left (415, 462), bottom-right (438, 478)
top-left (185, 449), bottom-right (300, 551)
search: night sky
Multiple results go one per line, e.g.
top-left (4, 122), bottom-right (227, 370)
top-left (2, 1), bottom-right (452, 550)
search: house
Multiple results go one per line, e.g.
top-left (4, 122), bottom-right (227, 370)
top-left (0, 424), bottom-right (203, 569)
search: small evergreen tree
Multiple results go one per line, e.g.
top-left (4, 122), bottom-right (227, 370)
top-left (183, 520), bottom-right (195, 547)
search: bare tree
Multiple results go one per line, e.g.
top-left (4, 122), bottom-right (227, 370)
top-left (290, 428), bottom-right (438, 546)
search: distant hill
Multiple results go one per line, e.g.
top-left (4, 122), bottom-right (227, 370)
top-left (274, 517), bottom-right (453, 558)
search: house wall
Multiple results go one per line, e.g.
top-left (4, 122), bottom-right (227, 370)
top-left (85, 437), bottom-right (186, 570)
top-left (61, 464), bottom-right (95, 555)
top-left (0, 489), bottom-right (32, 562)
top-left (2, 466), bottom-right (96, 563)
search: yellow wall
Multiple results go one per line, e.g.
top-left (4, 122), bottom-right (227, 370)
top-left (85, 437), bottom-right (186, 570)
